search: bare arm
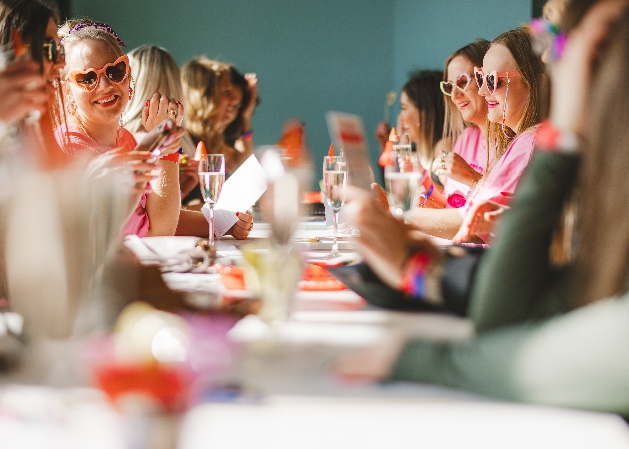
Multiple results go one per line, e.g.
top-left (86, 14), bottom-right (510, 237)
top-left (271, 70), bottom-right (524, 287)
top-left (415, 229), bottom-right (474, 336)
top-left (175, 209), bottom-right (208, 236)
top-left (146, 160), bottom-right (181, 236)
top-left (406, 207), bottom-right (464, 240)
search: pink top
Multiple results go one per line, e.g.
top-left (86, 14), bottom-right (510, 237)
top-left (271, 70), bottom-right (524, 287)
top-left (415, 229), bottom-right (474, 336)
top-left (55, 126), bottom-right (150, 238)
top-left (443, 127), bottom-right (488, 208)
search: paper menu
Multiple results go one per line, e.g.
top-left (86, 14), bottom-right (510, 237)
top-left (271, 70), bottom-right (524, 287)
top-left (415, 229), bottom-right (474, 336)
top-left (215, 155), bottom-right (268, 212)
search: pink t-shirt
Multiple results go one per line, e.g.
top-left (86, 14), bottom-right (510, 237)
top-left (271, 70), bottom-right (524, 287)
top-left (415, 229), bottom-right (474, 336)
top-left (54, 126), bottom-right (150, 238)
top-left (443, 126), bottom-right (488, 208)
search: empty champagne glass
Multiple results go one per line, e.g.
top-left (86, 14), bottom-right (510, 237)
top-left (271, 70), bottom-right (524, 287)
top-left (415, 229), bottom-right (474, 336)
top-left (323, 155), bottom-right (347, 258)
top-left (198, 154), bottom-right (225, 246)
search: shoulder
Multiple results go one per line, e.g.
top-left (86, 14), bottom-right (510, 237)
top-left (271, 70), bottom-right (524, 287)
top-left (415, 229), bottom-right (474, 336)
top-left (454, 126), bottom-right (482, 154)
top-left (119, 128), bottom-right (138, 150)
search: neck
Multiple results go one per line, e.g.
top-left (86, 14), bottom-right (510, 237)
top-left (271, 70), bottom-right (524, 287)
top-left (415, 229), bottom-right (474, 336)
top-left (77, 113), bottom-right (119, 147)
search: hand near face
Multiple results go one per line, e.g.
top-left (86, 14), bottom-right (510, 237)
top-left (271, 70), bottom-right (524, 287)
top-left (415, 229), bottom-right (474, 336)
top-left (0, 59), bottom-right (47, 124)
top-left (452, 199), bottom-right (506, 244)
top-left (374, 120), bottom-right (391, 150)
top-left (432, 152), bottom-right (482, 188)
top-left (142, 93), bottom-right (184, 132)
top-left (137, 118), bottom-right (186, 157)
top-left (229, 212), bottom-right (253, 240)
top-left (241, 73), bottom-right (258, 122)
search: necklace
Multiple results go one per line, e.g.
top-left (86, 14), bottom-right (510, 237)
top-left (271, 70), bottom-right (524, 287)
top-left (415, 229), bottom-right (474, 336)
top-left (72, 116), bottom-right (123, 156)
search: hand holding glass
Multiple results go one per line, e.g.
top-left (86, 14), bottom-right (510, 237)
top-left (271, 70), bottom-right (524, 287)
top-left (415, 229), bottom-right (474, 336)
top-left (198, 154), bottom-right (225, 246)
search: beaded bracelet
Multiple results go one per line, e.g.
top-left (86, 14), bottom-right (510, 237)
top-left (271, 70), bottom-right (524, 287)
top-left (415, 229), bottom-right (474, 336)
top-left (241, 130), bottom-right (254, 141)
top-left (418, 185), bottom-right (434, 207)
top-left (400, 252), bottom-right (433, 297)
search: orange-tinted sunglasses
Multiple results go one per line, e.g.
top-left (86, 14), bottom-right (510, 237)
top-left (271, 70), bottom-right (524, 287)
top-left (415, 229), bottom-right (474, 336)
top-left (65, 55), bottom-right (129, 91)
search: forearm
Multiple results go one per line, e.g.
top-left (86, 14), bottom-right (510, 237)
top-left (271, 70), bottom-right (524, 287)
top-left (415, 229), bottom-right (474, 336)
top-left (469, 152), bottom-right (580, 332)
top-left (175, 209), bottom-right (208, 237)
top-left (146, 161), bottom-right (181, 236)
top-left (392, 295), bottom-right (629, 415)
top-left (406, 208), bottom-right (464, 240)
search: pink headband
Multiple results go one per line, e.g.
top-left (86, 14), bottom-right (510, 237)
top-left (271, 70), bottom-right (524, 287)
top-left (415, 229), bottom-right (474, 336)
top-left (63, 22), bottom-right (125, 47)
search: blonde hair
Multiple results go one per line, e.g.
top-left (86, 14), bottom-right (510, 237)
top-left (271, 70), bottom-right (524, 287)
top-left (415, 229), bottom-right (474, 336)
top-left (124, 44), bottom-right (195, 156)
top-left (181, 57), bottom-right (231, 155)
top-left (58, 17), bottom-right (125, 59)
top-left (487, 28), bottom-right (544, 162)
top-left (442, 39), bottom-right (491, 142)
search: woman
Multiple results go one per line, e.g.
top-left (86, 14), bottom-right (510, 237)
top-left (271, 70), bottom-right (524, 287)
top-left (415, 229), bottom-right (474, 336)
top-left (181, 57), bottom-right (257, 175)
top-left (337, 0), bottom-right (629, 415)
top-left (432, 40), bottom-right (491, 208)
top-left (407, 29), bottom-right (544, 242)
top-left (124, 45), bottom-right (253, 239)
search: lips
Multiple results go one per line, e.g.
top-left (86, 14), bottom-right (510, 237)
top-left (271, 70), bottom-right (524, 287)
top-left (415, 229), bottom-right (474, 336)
top-left (457, 101), bottom-right (470, 110)
top-left (94, 94), bottom-right (119, 107)
top-left (486, 99), bottom-right (499, 109)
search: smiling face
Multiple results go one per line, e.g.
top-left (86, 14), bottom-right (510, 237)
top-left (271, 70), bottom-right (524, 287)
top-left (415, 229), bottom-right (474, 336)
top-left (446, 55), bottom-right (487, 128)
top-left (214, 74), bottom-right (241, 132)
top-left (64, 39), bottom-right (129, 131)
top-left (478, 44), bottom-right (530, 131)
top-left (397, 91), bottom-right (420, 143)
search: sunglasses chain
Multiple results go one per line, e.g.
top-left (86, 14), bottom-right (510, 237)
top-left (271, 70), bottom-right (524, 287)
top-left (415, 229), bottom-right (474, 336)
top-left (502, 76), bottom-right (514, 140)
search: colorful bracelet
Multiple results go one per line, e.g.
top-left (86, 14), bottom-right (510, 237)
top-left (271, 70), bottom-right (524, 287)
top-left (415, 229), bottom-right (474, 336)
top-left (536, 120), bottom-right (579, 153)
top-left (241, 130), bottom-right (254, 141)
top-left (400, 252), bottom-right (433, 297)
top-left (418, 185), bottom-right (434, 207)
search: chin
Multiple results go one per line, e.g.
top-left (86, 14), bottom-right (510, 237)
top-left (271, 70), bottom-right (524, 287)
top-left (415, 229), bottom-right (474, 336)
top-left (487, 110), bottom-right (502, 125)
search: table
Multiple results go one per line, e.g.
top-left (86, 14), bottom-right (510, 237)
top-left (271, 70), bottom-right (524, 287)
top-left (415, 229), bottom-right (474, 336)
top-left (2, 227), bottom-right (629, 448)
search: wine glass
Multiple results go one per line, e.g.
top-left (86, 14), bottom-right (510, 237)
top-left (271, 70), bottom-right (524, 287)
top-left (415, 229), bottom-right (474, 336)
top-left (198, 154), bottom-right (225, 246)
top-left (384, 146), bottom-right (424, 219)
top-left (323, 155), bottom-right (347, 258)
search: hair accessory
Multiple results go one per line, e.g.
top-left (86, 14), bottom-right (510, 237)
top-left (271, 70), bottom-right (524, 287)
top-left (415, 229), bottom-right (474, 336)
top-left (65, 22), bottom-right (125, 47)
top-left (529, 18), bottom-right (567, 61)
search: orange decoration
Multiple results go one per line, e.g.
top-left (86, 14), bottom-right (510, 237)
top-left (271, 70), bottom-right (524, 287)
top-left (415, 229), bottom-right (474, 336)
top-left (193, 141), bottom-right (207, 161)
top-left (327, 143), bottom-right (335, 157)
top-left (277, 119), bottom-right (308, 167)
top-left (11, 30), bottom-right (27, 58)
top-left (378, 127), bottom-right (398, 167)
top-left (215, 265), bottom-right (246, 290)
top-left (300, 264), bottom-right (346, 291)
top-left (389, 127), bottom-right (399, 143)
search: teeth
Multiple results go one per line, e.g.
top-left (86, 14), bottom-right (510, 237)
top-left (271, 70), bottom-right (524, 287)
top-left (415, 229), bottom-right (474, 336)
top-left (95, 95), bottom-right (116, 104)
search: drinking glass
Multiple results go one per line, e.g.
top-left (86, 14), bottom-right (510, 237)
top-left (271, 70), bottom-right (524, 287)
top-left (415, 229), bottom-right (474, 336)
top-left (384, 147), bottom-right (424, 219)
top-left (323, 156), bottom-right (347, 258)
top-left (198, 154), bottom-right (225, 246)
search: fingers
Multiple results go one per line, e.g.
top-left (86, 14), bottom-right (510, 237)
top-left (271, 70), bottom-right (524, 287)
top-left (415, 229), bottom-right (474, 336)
top-left (232, 212), bottom-right (253, 239)
top-left (136, 119), bottom-right (174, 153)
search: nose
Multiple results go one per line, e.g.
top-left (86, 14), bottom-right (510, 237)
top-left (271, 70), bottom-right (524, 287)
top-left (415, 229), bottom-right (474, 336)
top-left (452, 88), bottom-right (464, 101)
top-left (477, 78), bottom-right (490, 97)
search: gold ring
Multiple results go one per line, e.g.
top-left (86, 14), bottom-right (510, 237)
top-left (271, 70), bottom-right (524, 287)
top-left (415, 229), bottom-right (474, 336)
top-left (168, 109), bottom-right (177, 119)
top-left (441, 158), bottom-right (446, 170)
top-left (249, 223), bottom-right (254, 231)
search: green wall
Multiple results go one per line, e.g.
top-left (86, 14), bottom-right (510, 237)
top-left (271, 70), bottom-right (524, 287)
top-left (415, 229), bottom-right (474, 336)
top-left (69, 0), bottom-right (532, 183)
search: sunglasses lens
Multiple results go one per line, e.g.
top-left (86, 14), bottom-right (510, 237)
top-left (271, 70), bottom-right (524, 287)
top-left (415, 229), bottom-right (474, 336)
top-left (106, 61), bottom-right (127, 83)
top-left (475, 72), bottom-right (484, 88)
top-left (487, 74), bottom-right (496, 94)
top-left (440, 81), bottom-right (453, 95)
top-left (74, 71), bottom-right (98, 88)
top-left (456, 74), bottom-right (469, 91)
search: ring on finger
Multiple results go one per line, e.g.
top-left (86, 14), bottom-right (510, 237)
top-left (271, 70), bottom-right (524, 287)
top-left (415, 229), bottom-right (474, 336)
top-left (441, 158), bottom-right (446, 170)
top-left (168, 109), bottom-right (178, 119)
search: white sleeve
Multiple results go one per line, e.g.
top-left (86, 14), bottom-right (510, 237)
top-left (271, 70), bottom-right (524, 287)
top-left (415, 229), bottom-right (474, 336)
top-left (202, 205), bottom-right (238, 238)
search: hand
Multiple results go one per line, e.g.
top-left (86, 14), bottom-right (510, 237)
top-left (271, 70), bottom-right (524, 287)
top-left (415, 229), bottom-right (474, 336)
top-left (0, 58), bottom-right (47, 124)
top-left (452, 200), bottom-right (506, 244)
top-left (344, 186), bottom-right (435, 288)
top-left (180, 158), bottom-right (200, 199)
top-left (86, 148), bottom-right (158, 195)
top-left (136, 118), bottom-right (186, 157)
top-left (142, 93), bottom-right (184, 132)
top-left (228, 212), bottom-right (253, 240)
top-left (370, 183), bottom-right (389, 210)
top-left (374, 121), bottom-right (390, 150)
top-left (335, 332), bottom-right (406, 381)
top-left (241, 73), bottom-right (258, 123)
top-left (432, 152), bottom-right (482, 187)
top-left (549, 0), bottom-right (629, 135)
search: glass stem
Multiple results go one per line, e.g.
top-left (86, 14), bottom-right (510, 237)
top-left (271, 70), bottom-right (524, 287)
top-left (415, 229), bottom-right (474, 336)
top-left (332, 210), bottom-right (339, 256)
top-left (209, 204), bottom-right (215, 246)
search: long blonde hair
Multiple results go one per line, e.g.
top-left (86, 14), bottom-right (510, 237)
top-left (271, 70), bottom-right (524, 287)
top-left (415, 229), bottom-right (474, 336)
top-left (181, 57), bottom-right (231, 155)
top-left (124, 44), bottom-right (195, 156)
top-left (487, 29), bottom-right (544, 162)
top-left (442, 39), bottom-right (490, 142)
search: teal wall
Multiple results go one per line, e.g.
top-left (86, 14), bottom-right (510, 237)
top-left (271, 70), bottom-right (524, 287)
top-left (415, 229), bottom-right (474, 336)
top-left (70, 0), bottom-right (531, 183)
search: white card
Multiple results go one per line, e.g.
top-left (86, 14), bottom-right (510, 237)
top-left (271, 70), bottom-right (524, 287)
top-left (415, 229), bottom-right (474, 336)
top-left (215, 155), bottom-right (268, 212)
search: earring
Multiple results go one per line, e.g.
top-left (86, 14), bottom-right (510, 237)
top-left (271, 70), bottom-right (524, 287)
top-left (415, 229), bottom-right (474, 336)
top-left (128, 85), bottom-right (134, 101)
top-left (66, 101), bottom-right (77, 116)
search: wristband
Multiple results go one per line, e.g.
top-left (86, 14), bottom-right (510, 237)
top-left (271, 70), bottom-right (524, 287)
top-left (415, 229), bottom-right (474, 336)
top-left (241, 130), bottom-right (253, 141)
top-left (400, 252), bottom-right (433, 297)
top-left (536, 120), bottom-right (579, 153)
top-left (418, 185), bottom-right (434, 207)
top-left (160, 148), bottom-right (183, 163)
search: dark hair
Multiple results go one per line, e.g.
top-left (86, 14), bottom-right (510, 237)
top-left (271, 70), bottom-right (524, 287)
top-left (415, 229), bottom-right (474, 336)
top-left (0, 0), bottom-right (56, 64)
top-left (442, 39), bottom-right (491, 140)
top-left (223, 66), bottom-right (252, 145)
top-left (402, 70), bottom-right (445, 164)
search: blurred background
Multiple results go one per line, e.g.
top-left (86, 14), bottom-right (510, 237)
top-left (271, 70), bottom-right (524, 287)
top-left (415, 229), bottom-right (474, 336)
top-left (59, 0), bottom-right (538, 182)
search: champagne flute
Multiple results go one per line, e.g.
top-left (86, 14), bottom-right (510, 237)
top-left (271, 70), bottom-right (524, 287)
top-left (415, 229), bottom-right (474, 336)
top-left (385, 146), bottom-right (424, 219)
top-left (198, 154), bottom-right (225, 246)
top-left (323, 155), bottom-right (347, 258)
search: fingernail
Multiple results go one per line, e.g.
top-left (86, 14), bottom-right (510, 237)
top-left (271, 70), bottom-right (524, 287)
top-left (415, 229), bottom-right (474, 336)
top-left (236, 212), bottom-right (240, 216)
top-left (145, 100), bottom-right (149, 107)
